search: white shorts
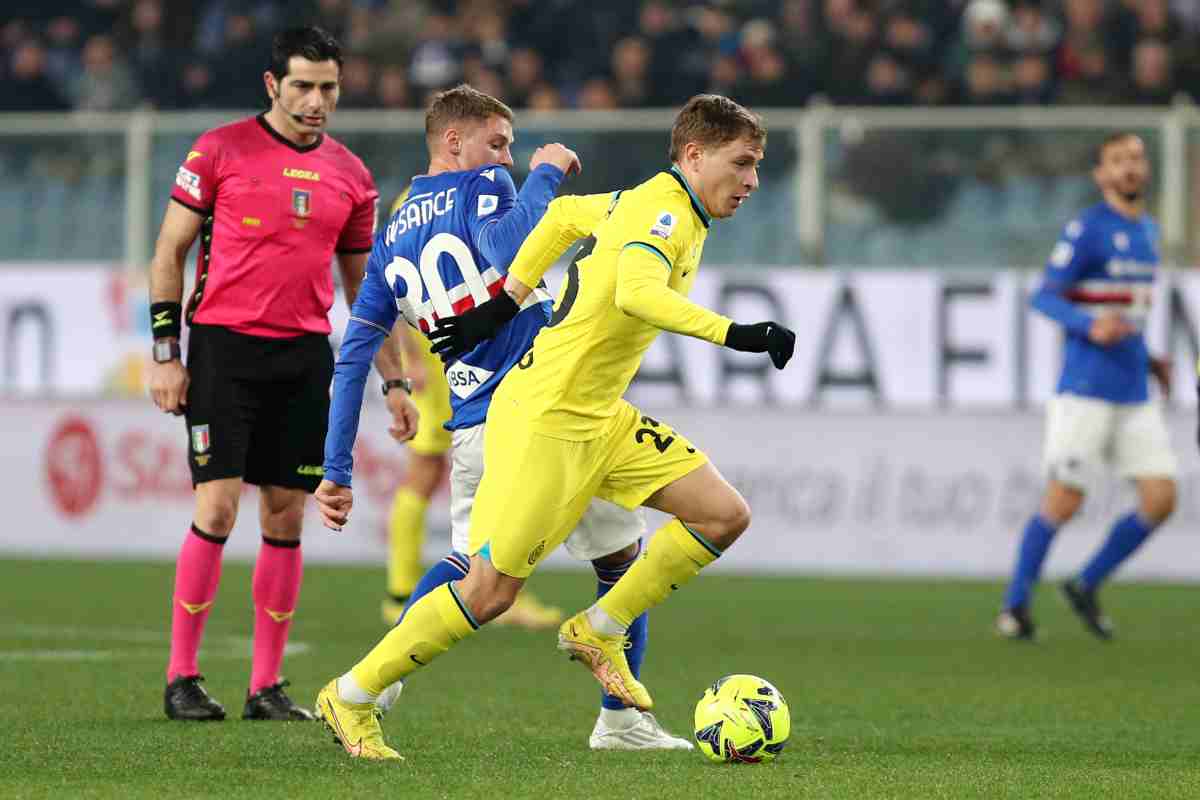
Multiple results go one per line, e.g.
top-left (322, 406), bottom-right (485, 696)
top-left (448, 423), bottom-right (646, 561)
top-left (1042, 393), bottom-right (1177, 490)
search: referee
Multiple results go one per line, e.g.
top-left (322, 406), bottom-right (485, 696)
top-left (147, 26), bottom-right (417, 721)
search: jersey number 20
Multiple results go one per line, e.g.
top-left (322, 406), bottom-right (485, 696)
top-left (384, 232), bottom-right (492, 330)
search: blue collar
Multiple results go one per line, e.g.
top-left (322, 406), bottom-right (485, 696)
top-left (668, 166), bottom-right (711, 228)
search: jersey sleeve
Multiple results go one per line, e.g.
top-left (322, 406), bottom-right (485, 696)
top-left (170, 132), bottom-right (220, 215)
top-left (467, 164), bottom-right (566, 271)
top-left (1030, 217), bottom-right (1095, 336)
top-left (337, 165), bottom-right (380, 254)
top-left (323, 245), bottom-right (400, 487)
top-left (507, 192), bottom-right (615, 288)
top-left (612, 194), bottom-right (731, 344)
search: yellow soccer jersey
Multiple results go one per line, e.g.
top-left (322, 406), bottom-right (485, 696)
top-left (498, 167), bottom-right (733, 440)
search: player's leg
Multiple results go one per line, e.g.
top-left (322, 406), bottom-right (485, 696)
top-left (997, 393), bottom-right (1104, 639)
top-left (240, 336), bottom-right (331, 719)
top-left (560, 497), bottom-right (685, 748)
top-left (384, 451), bottom-right (449, 622)
top-left (386, 418), bottom-right (563, 636)
top-left (384, 350), bottom-right (453, 622)
top-left (586, 533), bottom-right (691, 751)
top-left (165, 324), bottom-right (251, 721)
top-left (1064, 401), bottom-right (1178, 639)
top-left (241, 484), bottom-right (313, 720)
top-left (318, 421), bottom-right (595, 757)
top-left (165, 478), bottom-right (242, 721)
top-left (560, 406), bottom-right (733, 711)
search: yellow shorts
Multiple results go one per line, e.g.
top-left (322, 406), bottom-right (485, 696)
top-left (468, 398), bottom-right (708, 578)
top-left (407, 340), bottom-right (452, 456)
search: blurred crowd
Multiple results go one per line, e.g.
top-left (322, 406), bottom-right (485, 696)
top-left (3, 0), bottom-right (1200, 114)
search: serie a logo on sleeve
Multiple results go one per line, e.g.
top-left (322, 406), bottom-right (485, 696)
top-left (650, 211), bottom-right (675, 239)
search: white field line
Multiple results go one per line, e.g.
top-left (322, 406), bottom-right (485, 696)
top-left (0, 623), bottom-right (310, 661)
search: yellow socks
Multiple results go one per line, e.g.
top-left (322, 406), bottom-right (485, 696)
top-left (387, 488), bottom-right (428, 599)
top-left (349, 583), bottom-right (478, 694)
top-left (597, 519), bottom-right (721, 628)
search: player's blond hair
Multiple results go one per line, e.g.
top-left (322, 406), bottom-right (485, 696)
top-left (425, 84), bottom-right (514, 142)
top-left (669, 94), bottom-right (766, 162)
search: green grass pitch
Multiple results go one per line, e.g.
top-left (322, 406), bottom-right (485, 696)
top-left (1, 558), bottom-right (1198, 799)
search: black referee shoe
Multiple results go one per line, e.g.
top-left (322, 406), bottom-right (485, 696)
top-left (242, 679), bottom-right (315, 721)
top-left (164, 675), bottom-right (226, 721)
top-left (995, 606), bottom-right (1036, 641)
top-left (1061, 579), bottom-right (1113, 640)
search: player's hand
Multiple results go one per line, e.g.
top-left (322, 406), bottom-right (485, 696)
top-left (385, 389), bottom-right (420, 443)
top-left (530, 143), bottom-right (581, 178)
top-left (429, 292), bottom-right (521, 362)
top-left (1151, 356), bottom-right (1171, 398)
top-left (315, 479), bottom-right (353, 531)
top-left (149, 355), bottom-right (190, 416)
top-left (724, 321), bottom-right (796, 370)
top-left (1088, 312), bottom-right (1134, 346)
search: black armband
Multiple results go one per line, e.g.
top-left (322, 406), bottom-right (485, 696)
top-left (150, 301), bottom-right (183, 340)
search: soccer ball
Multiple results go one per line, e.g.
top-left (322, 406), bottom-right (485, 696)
top-left (693, 674), bottom-right (790, 763)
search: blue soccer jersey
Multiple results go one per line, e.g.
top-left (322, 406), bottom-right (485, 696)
top-left (1031, 202), bottom-right (1159, 404)
top-left (323, 163), bottom-right (564, 487)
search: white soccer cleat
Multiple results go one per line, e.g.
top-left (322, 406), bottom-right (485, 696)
top-left (373, 680), bottom-right (404, 719)
top-left (588, 711), bottom-right (694, 751)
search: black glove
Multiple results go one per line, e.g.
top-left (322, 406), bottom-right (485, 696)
top-left (429, 292), bottom-right (520, 362)
top-left (724, 321), bottom-right (796, 370)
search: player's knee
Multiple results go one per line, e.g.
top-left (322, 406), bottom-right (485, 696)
top-left (404, 452), bottom-right (449, 497)
top-left (262, 504), bottom-right (304, 540)
top-left (1040, 482), bottom-right (1083, 526)
top-left (1139, 479), bottom-right (1176, 524)
top-left (592, 541), bottom-right (640, 570)
top-left (194, 501), bottom-right (238, 537)
top-left (458, 562), bottom-right (522, 623)
top-left (708, 494), bottom-right (751, 549)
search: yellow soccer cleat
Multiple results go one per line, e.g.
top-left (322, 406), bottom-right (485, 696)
top-left (380, 597), bottom-right (407, 627)
top-left (493, 591), bottom-right (564, 630)
top-left (314, 680), bottom-right (404, 761)
top-left (557, 611), bottom-right (653, 711)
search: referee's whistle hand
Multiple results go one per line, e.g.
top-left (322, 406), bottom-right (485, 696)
top-left (149, 359), bottom-right (190, 416)
top-left (315, 479), bottom-right (352, 531)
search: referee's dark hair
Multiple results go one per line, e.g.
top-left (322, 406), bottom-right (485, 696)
top-left (1094, 131), bottom-right (1139, 166)
top-left (270, 26), bottom-right (343, 81)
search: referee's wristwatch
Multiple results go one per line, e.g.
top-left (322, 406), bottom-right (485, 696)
top-left (152, 339), bottom-right (182, 363)
top-left (382, 378), bottom-right (413, 396)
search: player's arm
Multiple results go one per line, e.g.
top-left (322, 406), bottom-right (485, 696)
top-left (1031, 223), bottom-right (1131, 346)
top-left (503, 192), bottom-right (616, 302)
top-left (147, 199), bottom-right (205, 415)
top-left (393, 322), bottom-right (430, 392)
top-left (322, 255), bottom-right (411, 485)
top-left (615, 210), bottom-right (795, 369)
top-left (336, 250), bottom-right (406, 384)
top-left (429, 191), bottom-right (612, 360)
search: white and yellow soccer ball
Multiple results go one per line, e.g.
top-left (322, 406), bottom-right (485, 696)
top-left (693, 674), bottom-right (790, 764)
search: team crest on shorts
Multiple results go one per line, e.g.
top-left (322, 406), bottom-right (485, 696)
top-left (292, 188), bottom-right (312, 218)
top-left (190, 424), bottom-right (210, 454)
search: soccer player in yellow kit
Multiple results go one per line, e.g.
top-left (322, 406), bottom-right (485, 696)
top-left (317, 95), bottom-right (795, 758)
top-left (381, 190), bottom-right (563, 631)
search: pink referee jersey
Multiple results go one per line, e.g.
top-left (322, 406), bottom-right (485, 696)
top-left (170, 114), bottom-right (379, 338)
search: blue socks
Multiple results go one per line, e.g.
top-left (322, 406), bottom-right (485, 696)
top-left (1004, 509), bottom-right (1159, 610)
top-left (1079, 512), bottom-right (1155, 590)
top-left (394, 551), bottom-right (470, 625)
top-left (1004, 514), bottom-right (1058, 611)
top-left (595, 540), bottom-right (647, 711)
